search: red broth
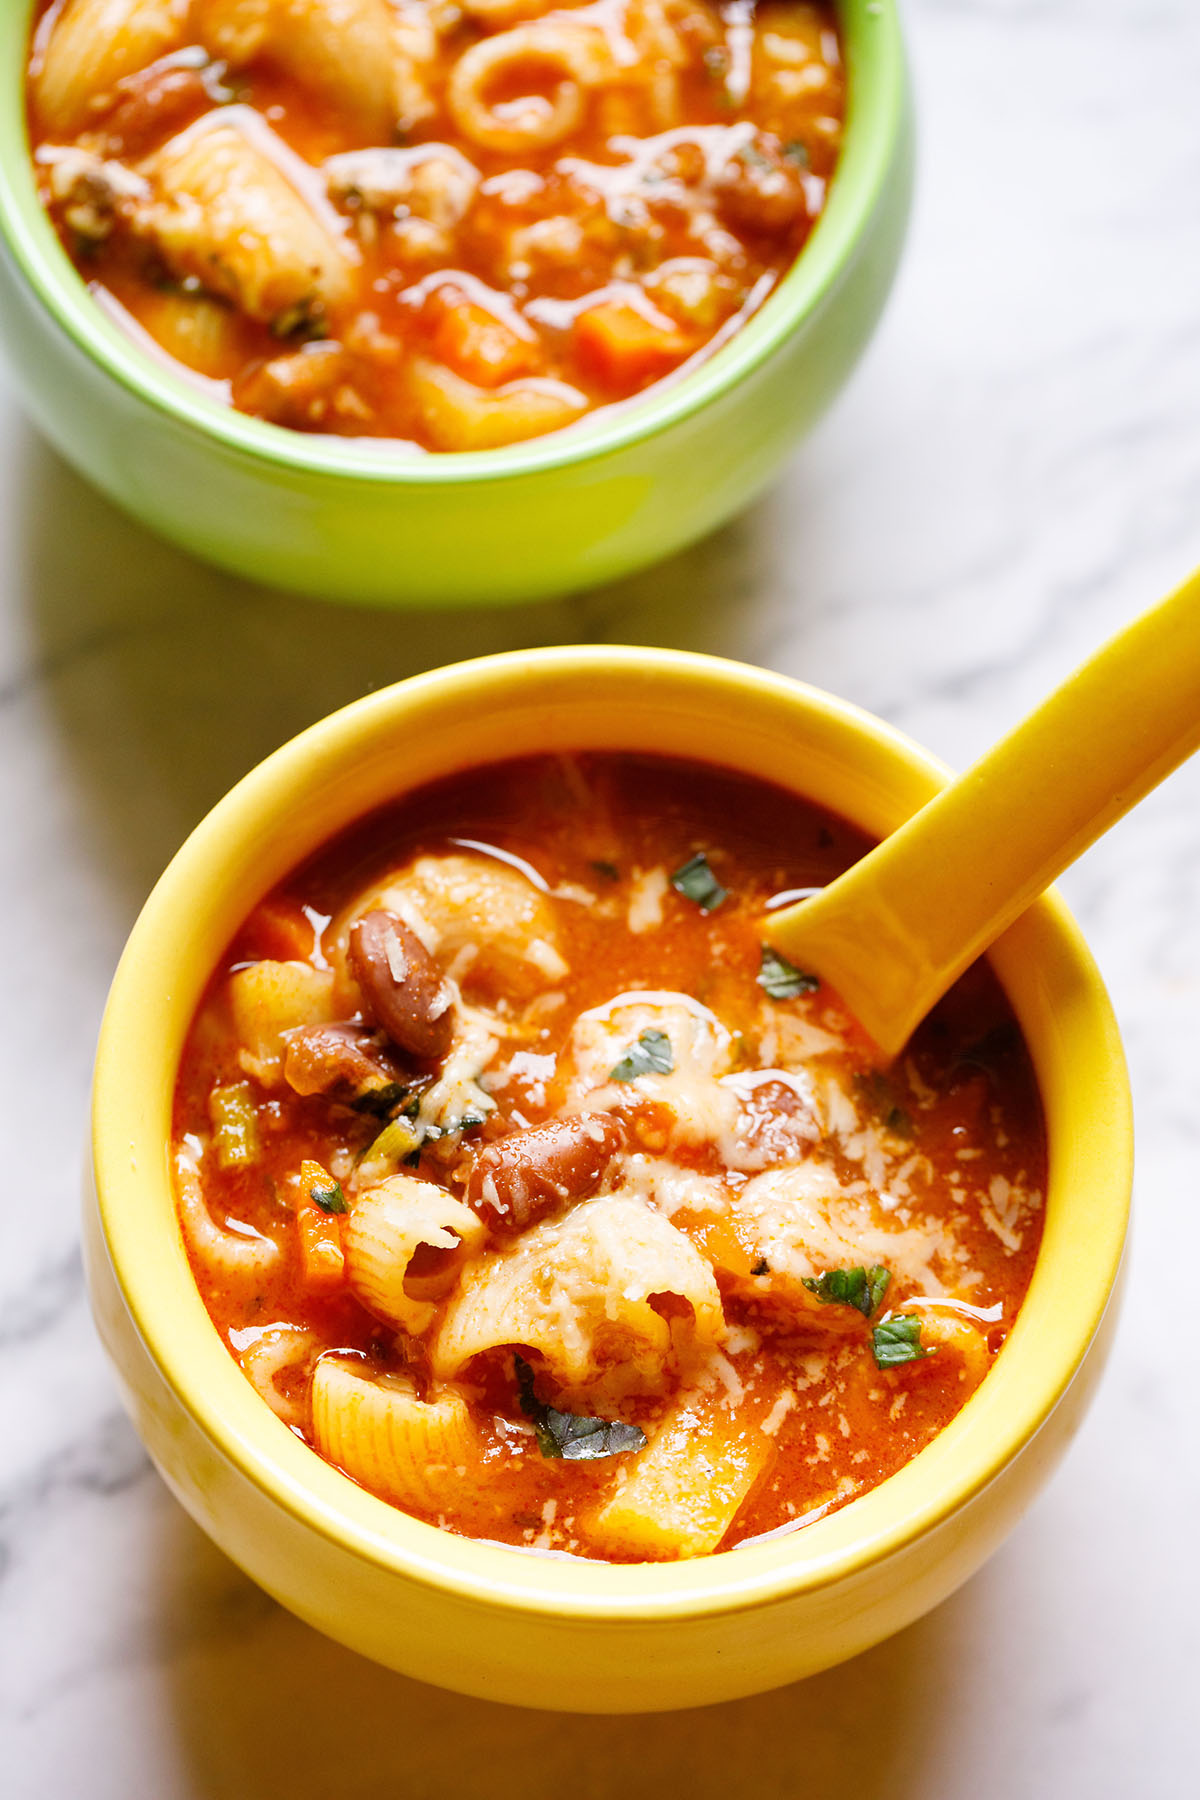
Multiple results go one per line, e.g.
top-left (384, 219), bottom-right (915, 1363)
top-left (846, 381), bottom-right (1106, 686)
top-left (28, 0), bottom-right (844, 449)
top-left (171, 754), bottom-right (1046, 1562)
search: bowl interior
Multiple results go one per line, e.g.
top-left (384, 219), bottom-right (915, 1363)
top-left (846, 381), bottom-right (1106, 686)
top-left (1, 0), bottom-right (908, 482)
top-left (91, 647), bottom-right (1131, 1619)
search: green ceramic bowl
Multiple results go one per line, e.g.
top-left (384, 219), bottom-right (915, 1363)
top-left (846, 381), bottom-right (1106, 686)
top-left (0, 2), bottom-right (912, 607)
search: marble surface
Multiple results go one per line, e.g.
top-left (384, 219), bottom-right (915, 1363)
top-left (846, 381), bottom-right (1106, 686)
top-left (4, 1), bottom-right (1200, 1793)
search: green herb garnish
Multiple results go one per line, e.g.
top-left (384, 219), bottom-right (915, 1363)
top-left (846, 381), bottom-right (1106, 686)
top-left (591, 859), bottom-right (620, 882)
top-left (350, 1079), bottom-right (409, 1118)
top-left (758, 945), bottom-right (819, 999)
top-left (423, 1111), bottom-right (488, 1144)
top-left (872, 1315), bottom-right (933, 1369)
top-left (803, 1265), bottom-right (890, 1317)
top-left (310, 1179), bottom-right (348, 1215)
top-left (609, 1028), bottom-right (674, 1082)
top-left (515, 1356), bottom-right (647, 1461)
top-left (670, 852), bottom-right (727, 912)
top-left (782, 140), bottom-right (810, 168)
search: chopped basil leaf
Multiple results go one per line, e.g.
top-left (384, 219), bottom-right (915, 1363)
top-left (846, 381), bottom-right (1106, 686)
top-left (872, 1315), bottom-right (933, 1369)
top-left (609, 1028), bottom-right (674, 1082)
top-left (670, 852), bottom-right (728, 912)
top-left (351, 1079), bottom-right (408, 1118)
top-left (803, 1264), bottom-right (891, 1317)
top-left (751, 1256), bottom-right (771, 1277)
top-left (886, 1104), bottom-right (914, 1138)
top-left (515, 1355), bottom-right (647, 1461)
top-left (310, 1179), bottom-right (348, 1215)
top-left (758, 945), bottom-right (820, 999)
top-left (782, 139), bottom-right (810, 167)
top-left (425, 1112), bottom-right (487, 1142)
top-left (591, 859), bottom-right (620, 882)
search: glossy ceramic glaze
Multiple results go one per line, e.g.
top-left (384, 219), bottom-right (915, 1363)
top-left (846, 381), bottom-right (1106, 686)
top-left (0, 2), bottom-right (911, 607)
top-left (87, 647), bottom-right (1132, 1712)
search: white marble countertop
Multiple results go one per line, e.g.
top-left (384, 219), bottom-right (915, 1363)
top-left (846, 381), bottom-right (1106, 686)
top-left (4, 1), bottom-right (1200, 1793)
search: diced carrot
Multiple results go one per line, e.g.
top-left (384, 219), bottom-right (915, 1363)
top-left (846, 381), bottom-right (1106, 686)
top-left (431, 300), bottom-right (541, 388)
top-left (296, 1159), bottom-right (347, 1292)
top-left (573, 303), bottom-right (692, 389)
top-left (297, 1206), bottom-right (346, 1292)
top-left (241, 896), bottom-right (315, 963)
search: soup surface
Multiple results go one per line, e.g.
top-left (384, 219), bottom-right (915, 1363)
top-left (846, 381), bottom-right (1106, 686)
top-left (28, 0), bottom-right (844, 449)
top-left (172, 754), bottom-right (1046, 1562)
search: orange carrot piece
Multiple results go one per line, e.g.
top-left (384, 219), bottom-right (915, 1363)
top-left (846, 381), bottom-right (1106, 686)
top-left (573, 303), bottom-right (692, 389)
top-left (243, 896), bottom-right (315, 963)
top-left (298, 1206), bottom-right (346, 1291)
top-left (296, 1159), bottom-right (347, 1292)
top-left (431, 301), bottom-right (540, 388)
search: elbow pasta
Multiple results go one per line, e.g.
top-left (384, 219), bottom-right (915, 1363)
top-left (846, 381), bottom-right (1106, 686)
top-left (28, 0), bottom-right (845, 448)
top-left (172, 752), bottom-right (1046, 1561)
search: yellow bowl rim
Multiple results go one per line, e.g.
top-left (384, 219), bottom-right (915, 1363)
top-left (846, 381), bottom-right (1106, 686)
top-left (91, 646), bottom-right (1132, 1622)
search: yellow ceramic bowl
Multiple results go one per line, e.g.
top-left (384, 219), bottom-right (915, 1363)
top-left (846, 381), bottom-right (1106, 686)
top-left (87, 648), bottom-right (1131, 1712)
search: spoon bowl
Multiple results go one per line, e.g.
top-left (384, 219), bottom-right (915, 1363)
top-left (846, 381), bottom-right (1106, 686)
top-left (765, 564), bottom-right (1200, 1054)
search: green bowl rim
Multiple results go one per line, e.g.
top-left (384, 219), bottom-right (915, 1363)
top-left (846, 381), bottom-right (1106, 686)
top-left (0, 0), bottom-right (908, 484)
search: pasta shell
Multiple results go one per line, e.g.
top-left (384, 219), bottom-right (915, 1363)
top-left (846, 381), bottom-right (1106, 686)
top-left (34, 0), bottom-right (189, 134)
top-left (431, 1193), bottom-right (725, 1405)
top-left (145, 113), bottom-right (356, 329)
top-left (344, 1175), bottom-right (485, 1335)
top-left (310, 1359), bottom-right (478, 1512)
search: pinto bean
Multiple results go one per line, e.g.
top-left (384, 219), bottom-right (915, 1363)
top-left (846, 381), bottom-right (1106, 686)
top-left (283, 1022), bottom-right (404, 1104)
top-left (465, 1113), bottom-right (623, 1228)
top-left (348, 910), bottom-right (454, 1061)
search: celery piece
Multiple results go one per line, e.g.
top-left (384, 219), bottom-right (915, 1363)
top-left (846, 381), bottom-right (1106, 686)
top-left (357, 1115), bottom-right (421, 1183)
top-left (209, 1082), bottom-right (261, 1169)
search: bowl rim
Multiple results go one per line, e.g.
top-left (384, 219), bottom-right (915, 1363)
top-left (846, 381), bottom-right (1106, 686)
top-left (3, 0), bottom-right (907, 484)
top-left (91, 646), bottom-right (1133, 1624)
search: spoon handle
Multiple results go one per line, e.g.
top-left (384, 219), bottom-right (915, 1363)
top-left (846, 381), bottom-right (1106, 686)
top-left (764, 565), bottom-right (1200, 1055)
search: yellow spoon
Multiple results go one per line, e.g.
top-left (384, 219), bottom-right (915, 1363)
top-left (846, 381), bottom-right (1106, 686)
top-left (763, 565), bottom-right (1200, 1057)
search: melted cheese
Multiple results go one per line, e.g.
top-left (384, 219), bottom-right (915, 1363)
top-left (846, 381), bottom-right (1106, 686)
top-left (430, 1192), bottom-right (725, 1405)
top-left (729, 1162), bottom-right (971, 1307)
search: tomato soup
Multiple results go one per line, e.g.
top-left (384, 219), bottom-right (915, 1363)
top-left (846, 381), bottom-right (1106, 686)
top-left (171, 754), bottom-right (1046, 1562)
top-left (27, 0), bottom-right (844, 449)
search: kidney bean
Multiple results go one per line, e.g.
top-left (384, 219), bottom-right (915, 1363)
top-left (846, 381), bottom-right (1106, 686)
top-left (348, 910), bottom-right (454, 1061)
top-left (713, 137), bottom-right (809, 236)
top-left (99, 65), bottom-right (214, 159)
top-left (735, 1077), bottom-right (819, 1170)
top-left (466, 1113), bottom-right (624, 1228)
top-left (283, 1022), bottom-right (404, 1105)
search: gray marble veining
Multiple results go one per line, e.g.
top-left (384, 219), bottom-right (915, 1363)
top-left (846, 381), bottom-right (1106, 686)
top-left (3, 1), bottom-right (1200, 1794)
